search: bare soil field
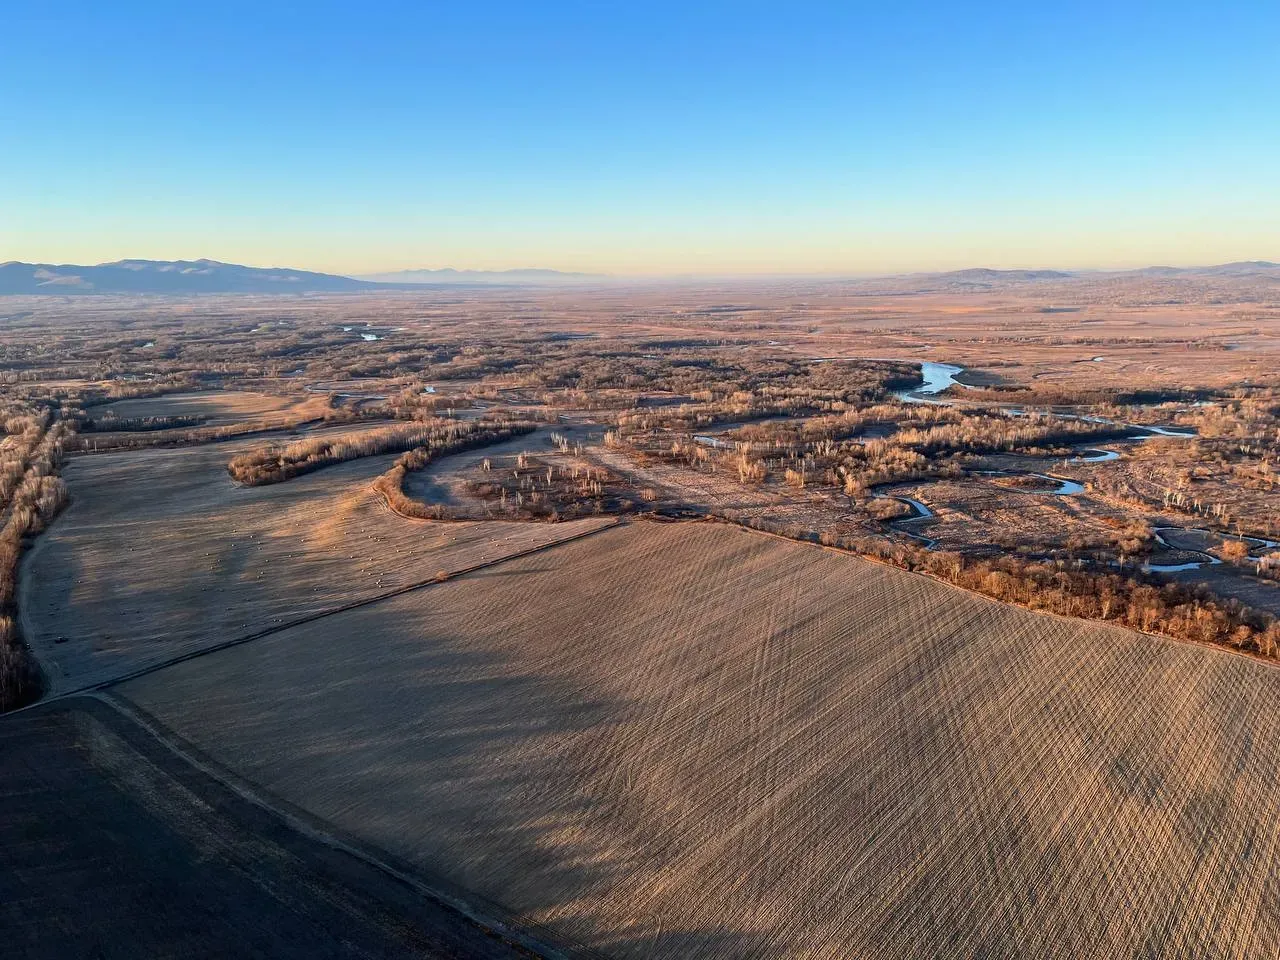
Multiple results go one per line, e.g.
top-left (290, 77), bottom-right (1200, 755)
top-left (0, 698), bottom-right (532, 959)
top-left (20, 438), bottom-right (614, 693)
top-left (119, 522), bottom-right (1280, 959)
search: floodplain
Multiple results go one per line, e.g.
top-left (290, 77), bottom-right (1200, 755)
top-left (6, 267), bottom-right (1280, 957)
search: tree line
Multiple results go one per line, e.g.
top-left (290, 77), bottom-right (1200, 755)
top-left (229, 418), bottom-right (532, 486)
top-left (0, 413), bottom-right (70, 710)
top-left (370, 422), bottom-right (541, 519)
top-left (721, 511), bottom-right (1280, 660)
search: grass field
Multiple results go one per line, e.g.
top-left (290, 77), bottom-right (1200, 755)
top-left (88, 389), bottom-right (330, 425)
top-left (21, 439), bottom-right (613, 692)
top-left (118, 521), bottom-right (1280, 959)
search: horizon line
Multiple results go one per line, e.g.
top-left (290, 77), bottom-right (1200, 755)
top-left (4, 255), bottom-right (1280, 282)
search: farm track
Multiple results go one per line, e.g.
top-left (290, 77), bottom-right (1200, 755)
top-left (20, 441), bottom-right (616, 692)
top-left (31, 516), bottom-right (622, 706)
top-left (0, 696), bottom-right (550, 960)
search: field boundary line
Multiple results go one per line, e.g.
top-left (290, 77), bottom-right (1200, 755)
top-left (24, 516), bottom-right (624, 709)
top-left (59, 692), bottom-right (584, 960)
top-left (15, 515), bottom-right (56, 700)
top-left (715, 515), bottom-right (1280, 671)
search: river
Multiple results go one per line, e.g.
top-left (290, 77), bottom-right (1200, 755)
top-left (895, 362), bottom-right (967, 403)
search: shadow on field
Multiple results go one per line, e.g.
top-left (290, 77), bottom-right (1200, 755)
top-left (595, 929), bottom-right (788, 958)
top-left (0, 700), bottom-right (532, 960)
top-left (467, 564), bottom-right (556, 578)
top-left (117, 595), bottom-right (788, 959)
top-left (51, 511), bottom-right (1280, 959)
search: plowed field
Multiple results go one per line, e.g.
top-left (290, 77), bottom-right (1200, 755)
top-left (119, 522), bottom-right (1280, 959)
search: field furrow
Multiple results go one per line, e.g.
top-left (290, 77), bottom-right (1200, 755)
top-left (116, 522), bottom-right (1280, 959)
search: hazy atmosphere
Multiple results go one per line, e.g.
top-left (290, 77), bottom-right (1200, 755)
top-left (5, 1), bottom-right (1278, 274)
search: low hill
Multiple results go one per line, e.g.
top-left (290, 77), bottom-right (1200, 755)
top-left (937, 267), bottom-right (1075, 283)
top-left (0, 259), bottom-right (375, 295)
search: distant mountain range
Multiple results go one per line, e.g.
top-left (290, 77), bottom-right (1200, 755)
top-left (1129, 261), bottom-right (1280, 278)
top-left (0, 257), bottom-right (1276, 296)
top-left (923, 268), bottom-right (1075, 286)
top-left (922, 262), bottom-right (1279, 286)
top-left (0, 259), bottom-right (602, 295)
top-left (0, 259), bottom-right (376, 295)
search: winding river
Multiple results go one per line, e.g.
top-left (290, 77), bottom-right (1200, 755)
top-left (866, 359), bottom-right (1208, 554)
top-left (895, 362), bottom-right (967, 403)
top-left (1147, 526), bottom-right (1280, 572)
top-left (1073, 448), bottom-right (1121, 463)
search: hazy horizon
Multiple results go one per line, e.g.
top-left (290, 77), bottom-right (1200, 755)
top-left (5, 255), bottom-right (1280, 284)
top-left (5, 2), bottom-right (1278, 274)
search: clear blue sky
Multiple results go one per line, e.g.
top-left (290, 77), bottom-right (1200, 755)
top-left (3, 1), bottom-right (1277, 275)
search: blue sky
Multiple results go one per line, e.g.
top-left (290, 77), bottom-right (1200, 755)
top-left (3, 1), bottom-right (1277, 274)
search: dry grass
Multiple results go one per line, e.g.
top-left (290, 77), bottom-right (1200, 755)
top-left (885, 476), bottom-right (1107, 552)
top-left (88, 390), bottom-right (328, 426)
top-left (227, 418), bottom-right (537, 486)
top-left (119, 522), bottom-right (1280, 959)
top-left (20, 437), bottom-right (612, 693)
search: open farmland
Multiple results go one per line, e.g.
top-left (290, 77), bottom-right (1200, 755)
top-left (86, 389), bottom-right (328, 425)
top-left (9, 1), bottom-right (1280, 949)
top-left (20, 433), bottom-right (614, 693)
top-left (119, 521), bottom-right (1280, 960)
top-left (0, 699), bottom-right (532, 959)
top-left (5, 276), bottom-right (1280, 956)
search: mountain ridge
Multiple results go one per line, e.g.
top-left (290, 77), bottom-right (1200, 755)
top-left (1, 258), bottom-right (1277, 295)
top-left (0, 259), bottom-right (375, 295)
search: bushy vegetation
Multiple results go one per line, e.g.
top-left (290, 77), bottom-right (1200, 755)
top-left (610, 360), bottom-right (918, 434)
top-left (77, 414), bottom-right (204, 432)
top-left (723, 513), bottom-right (1280, 659)
top-left (1091, 434), bottom-right (1280, 540)
top-left (371, 422), bottom-right (541, 518)
top-left (608, 402), bottom-right (1125, 498)
top-left (69, 421), bottom-right (296, 453)
top-left (0, 409), bottom-right (70, 710)
top-left (229, 419), bottom-right (535, 485)
top-left (462, 447), bottom-right (641, 519)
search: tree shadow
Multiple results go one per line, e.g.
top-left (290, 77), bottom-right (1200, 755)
top-left (114, 595), bottom-right (789, 959)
